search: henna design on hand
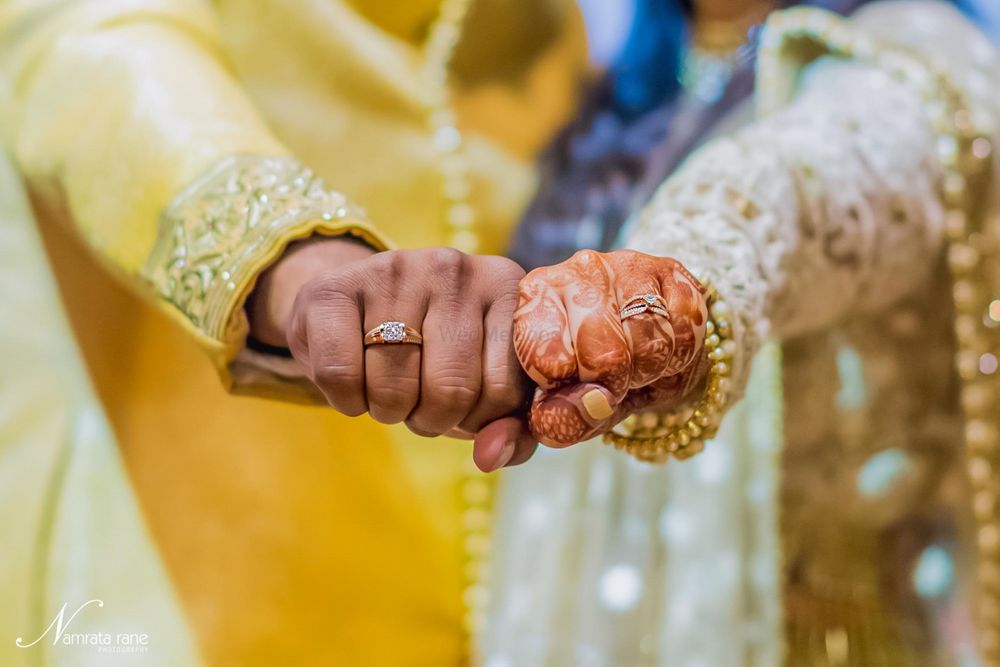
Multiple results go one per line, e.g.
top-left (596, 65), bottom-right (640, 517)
top-left (513, 249), bottom-right (709, 447)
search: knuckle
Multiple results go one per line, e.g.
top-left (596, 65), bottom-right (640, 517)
top-left (516, 267), bottom-right (555, 302)
top-left (408, 378), bottom-right (478, 434)
top-left (384, 249), bottom-right (407, 274)
top-left (483, 257), bottom-right (526, 303)
top-left (427, 380), bottom-right (479, 409)
top-left (482, 375), bottom-right (524, 413)
top-left (484, 255), bottom-right (526, 281)
top-left (612, 248), bottom-right (643, 261)
top-left (570, 248), bottom-right (601, 265)
top-left (337, 403), bottom-right (367, 418)
top-left (304, 275), bottom-right (352, 302)
top-left (312, 363), bottom-right (359, 393)
top-left (298, 294), bottom-right (360, 348)
top-left (428, 246), bottom-right (468, 280)
top-left (403, 418), bottom-right (439, 438)
top-left (368, 379), bottom-right (418, 418)
top-left (365, 251), bottom-right (403, 284)
top-left (286, 311), bottom-right (309, 356)
top-left (303, 274), bottom-right (363, 313)
top-left (521, 266), bottom-right (547, 283)
top-left (658, 255), bottom-right (681, 270)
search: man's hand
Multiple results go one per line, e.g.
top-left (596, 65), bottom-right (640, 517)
top-left (249, 237), bottom-right (537, 470)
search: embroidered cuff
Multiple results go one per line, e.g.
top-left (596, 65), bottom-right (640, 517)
top-left (141, 155), bottom-right (391, 389)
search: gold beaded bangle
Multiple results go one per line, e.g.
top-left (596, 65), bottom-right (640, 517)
top-left (603, 285), bottom-right (735, 464)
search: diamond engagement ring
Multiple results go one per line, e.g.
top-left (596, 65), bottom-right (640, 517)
top-left (363, 321), bottom-right (423, 346)
top-left (620, 293), bottom-right (670, 321)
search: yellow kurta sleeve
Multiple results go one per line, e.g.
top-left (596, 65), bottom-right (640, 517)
top-left (0, 0), bottom-right (391, 392)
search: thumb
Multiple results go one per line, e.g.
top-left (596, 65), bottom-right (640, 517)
top-left (528, 383), bottom-right (621, 448)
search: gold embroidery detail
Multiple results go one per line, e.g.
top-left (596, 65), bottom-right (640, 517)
top-left (141, 156), bottom-right (372, 350)
top-left (759, 8), bottom-right (999, 664)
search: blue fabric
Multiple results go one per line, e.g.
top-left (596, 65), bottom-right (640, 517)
top-left (958, 0), bottom-right (1000, 42)
top-left (510, 0), bottom-right (978, 270)
top-left (610, 0), bottom-right (689, 118)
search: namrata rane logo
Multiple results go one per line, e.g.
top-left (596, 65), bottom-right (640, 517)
top-left (15, 599), bottom-right (150, 655)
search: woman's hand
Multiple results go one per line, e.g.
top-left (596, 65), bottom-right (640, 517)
top-left (249, 237), bottom-right (536, 465)
top-left (512, 249), bottom-right (710, 447)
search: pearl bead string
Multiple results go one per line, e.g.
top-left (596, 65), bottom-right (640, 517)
top-left (421, 0), bottom-right (478, 254)
top-left (421, 1), bottom-right (493, 660)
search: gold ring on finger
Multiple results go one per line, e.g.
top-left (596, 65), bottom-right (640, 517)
top-left (363, 321), bottom-right (423, 346)
top-left (619, 293), bottom-right (670, 321)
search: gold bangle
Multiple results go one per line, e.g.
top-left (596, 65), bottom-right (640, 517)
top-left (603, 285), bottom-right (734, 464)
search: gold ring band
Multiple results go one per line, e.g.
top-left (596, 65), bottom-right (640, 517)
top-left (363, 321), bottom-right (423, 346)
top-left (620, 293), bottom-right (670, 321)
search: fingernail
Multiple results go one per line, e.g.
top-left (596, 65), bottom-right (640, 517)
top-left (582, 388), bottom-right (614, 420)
top-left (495, 440), bottom-right (517, 470)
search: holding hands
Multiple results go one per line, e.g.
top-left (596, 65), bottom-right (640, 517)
top-left (251, 240), bottom-right (710, 468)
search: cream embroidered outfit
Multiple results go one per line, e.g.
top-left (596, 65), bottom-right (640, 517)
top-left (486, 3), bottom-right (1000, 665)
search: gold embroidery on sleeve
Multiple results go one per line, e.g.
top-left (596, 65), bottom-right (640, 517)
top-left (141, 155), bottom-right (378, 352)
